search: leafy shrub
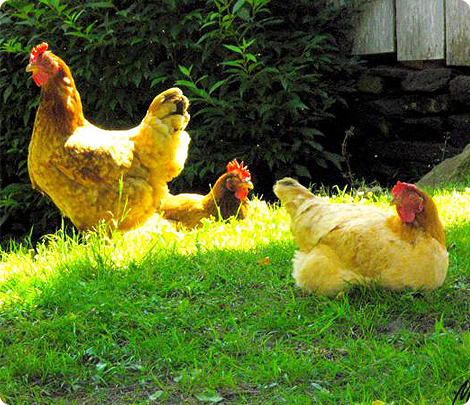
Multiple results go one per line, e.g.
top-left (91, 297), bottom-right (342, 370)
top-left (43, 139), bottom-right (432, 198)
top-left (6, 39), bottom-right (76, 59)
top-left (174, 0), bottom-right (361, 188)
top-left (0, 0), bottom-right (360, 241)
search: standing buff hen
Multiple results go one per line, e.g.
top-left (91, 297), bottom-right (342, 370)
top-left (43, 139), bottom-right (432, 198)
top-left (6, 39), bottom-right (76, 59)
top-left (274, 178), bottom-right (448, 296)
top-left (26, 42), bottom-right (190, 231)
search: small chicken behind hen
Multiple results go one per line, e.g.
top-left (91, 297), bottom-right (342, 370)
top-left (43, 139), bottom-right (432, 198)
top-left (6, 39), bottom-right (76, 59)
top-left (159, 160), bottom-right (253, 229)
top-left (274, 178), bottom-right (448, 296)
top-left (26, 42), bottom-right (190, 231)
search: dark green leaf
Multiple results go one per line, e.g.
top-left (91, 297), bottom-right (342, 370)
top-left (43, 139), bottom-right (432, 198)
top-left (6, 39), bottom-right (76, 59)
top-left (132, 71), bottom-right (142, 87)
top-left (245, 53), bottom-right (257, 62)
top-left (151, 76), bottom-right (166, 87)
top-left (209, 79), bottom-right (228, 95)
top-left (232, 0), bottom-right (245, 14)
top-left (294, 164), bottom-right (311, 178)
top-left (223, 44), bottom-right (243, 54)
top-left (237, 7), bottom-right (250, 21)
top-left (86, 1), bottom-right (115, 9)
top-left (178, 65), bottom-right (192, 77)
top-left (174, 80), bottom-right (198, 89)
top-left (220, 60), bottom-right (244, 68)
top-left (3, 85), bottom-right (12, 103)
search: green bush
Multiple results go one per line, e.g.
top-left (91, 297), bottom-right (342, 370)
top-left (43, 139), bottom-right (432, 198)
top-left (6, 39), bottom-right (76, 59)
top-left (0, 0), bottom-right (360, 241)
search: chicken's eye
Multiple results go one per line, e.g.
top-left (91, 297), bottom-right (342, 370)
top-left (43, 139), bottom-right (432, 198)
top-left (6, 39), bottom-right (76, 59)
top-left (225, 178), bottom-right (234, 191)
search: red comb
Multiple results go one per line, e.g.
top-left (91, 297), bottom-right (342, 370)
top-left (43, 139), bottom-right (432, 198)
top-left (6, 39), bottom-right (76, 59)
top-left (391, 181), bottom-right (416, 195)
top-left (227, 159), bottom-right (250, 179)
top-left (30, 42), bottom-right (49, 61)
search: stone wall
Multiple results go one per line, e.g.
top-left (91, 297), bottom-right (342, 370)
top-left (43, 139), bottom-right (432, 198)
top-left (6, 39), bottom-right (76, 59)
top-left (345, 61), bottom-right (470, 185)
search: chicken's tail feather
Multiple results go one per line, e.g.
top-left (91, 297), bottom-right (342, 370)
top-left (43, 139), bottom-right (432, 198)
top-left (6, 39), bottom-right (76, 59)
top-left (273, 177), bottom-right (316, 211)
top-left (163, 90), bottom-right (187, 116)
top-left (275, 178), bottom-right (299, 189)
top-left (133, 87), bottom-right (191, 184)
top-left (146, 87), bottom-right (190, 132)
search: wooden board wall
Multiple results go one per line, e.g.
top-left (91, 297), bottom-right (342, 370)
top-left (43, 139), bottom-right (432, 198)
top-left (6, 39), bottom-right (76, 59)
top-left (352, 0), bottom-right (396, 55)
top-left (446, 0), bottom-right (470, 65)
top-left (396, 0), bottom-right (445, 61)
top-left (329, 0), bottom-right (470, 66)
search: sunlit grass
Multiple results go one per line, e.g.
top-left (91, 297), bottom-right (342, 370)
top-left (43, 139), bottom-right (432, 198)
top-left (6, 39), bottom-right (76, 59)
top-left (0, 187), bottom-right (469, 404)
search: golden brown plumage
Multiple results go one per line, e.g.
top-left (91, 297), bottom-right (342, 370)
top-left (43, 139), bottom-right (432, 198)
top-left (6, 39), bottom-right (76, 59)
top-left (159, 160), bottom-right (253, 229)
top-left (26, 43), bottom-right (190, 231)
top-left (273, 178), bottom-right (448, 296)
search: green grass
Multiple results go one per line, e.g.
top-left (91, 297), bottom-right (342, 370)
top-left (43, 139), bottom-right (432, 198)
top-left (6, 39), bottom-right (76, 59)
top-left (1, 188), bottom-right (470, 405)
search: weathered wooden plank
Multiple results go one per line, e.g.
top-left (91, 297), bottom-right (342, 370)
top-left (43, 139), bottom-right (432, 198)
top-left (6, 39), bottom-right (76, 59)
top-left (446, 0), bottom-right (470, 66)
top-left (396, 0), bottom-right (445, 61)
top-left (352, 0), bottom-right (396, 55)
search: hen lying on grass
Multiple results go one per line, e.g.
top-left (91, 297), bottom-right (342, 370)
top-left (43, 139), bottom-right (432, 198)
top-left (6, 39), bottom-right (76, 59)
top-left (26, 42), bottom-right (190, 231)
top-left (274, 178), bottom-right (448, 296)
top-left (159, 160), bottom-right (253, 229)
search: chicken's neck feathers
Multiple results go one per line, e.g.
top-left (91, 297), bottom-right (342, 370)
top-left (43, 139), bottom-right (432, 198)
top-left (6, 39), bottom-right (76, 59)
top-left (202, 175), bottom-right (227, 215)
top-left (38, 65), bottom-right (85, 137)
top-left (202, 173), bottom-right (242, 218)
top-left (413, 193), bottom-right (445, 246)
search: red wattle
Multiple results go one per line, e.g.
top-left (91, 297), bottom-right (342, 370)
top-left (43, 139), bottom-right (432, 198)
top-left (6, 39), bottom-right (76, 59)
top-left (397, 205), bottom-right (416, 223)
top-left (235, 187), bottom-right (248, 201)
top-left (32, 71), bottom-right (51, 86)
top-left (32, 73), bottom-right (42, 86)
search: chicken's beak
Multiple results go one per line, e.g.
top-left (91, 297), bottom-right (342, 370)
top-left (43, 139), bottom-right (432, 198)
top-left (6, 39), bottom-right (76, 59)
top-left (243, 180), bottom-right (254, 190)
top-left (26, 64), bottom-right (34, 72)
